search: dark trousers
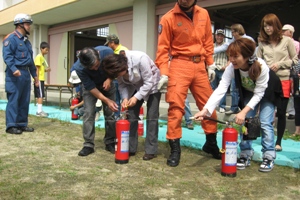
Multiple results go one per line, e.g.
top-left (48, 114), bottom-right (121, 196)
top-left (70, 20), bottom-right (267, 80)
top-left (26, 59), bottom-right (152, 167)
top-left (5, 68), bottom-right (31, 130)
top-left (276, 97), bottom-right (289, 146)
top-left (82, 83), bottom-right (116, 148)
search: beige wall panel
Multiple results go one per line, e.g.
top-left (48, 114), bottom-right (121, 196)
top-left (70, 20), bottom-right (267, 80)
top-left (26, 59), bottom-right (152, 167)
top-left (109, 21), bottom-right (133, 50)
top-left (49, 32), bottom-right (68, 84)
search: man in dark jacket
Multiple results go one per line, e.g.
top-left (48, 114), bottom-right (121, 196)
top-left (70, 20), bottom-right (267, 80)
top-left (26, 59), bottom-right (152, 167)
top-left (73, 46), bottom-right (118, 156)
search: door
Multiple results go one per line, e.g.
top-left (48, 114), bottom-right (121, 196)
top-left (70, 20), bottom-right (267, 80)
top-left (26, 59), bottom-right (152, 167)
top-left (49, 32), bottom-right (69, 84)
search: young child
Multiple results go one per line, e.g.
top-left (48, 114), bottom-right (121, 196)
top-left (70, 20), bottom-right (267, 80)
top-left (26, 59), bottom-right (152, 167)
top-left (34, 42), bottom-right (51, 117)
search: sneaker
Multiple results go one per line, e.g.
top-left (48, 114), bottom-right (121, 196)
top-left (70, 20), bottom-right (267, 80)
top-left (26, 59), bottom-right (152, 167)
top-left (95, 111), bottom-right (100, 121)
top-left (36, 111), bottom-right (48, 117)
top-left (259, 158), bottom-right (274, 172)
top-left (219, 108), bottom-right (225, 113)
top-left (186, 123), bottom-right (194, 130)
top-left (237, 157), bottom-right (251, 170)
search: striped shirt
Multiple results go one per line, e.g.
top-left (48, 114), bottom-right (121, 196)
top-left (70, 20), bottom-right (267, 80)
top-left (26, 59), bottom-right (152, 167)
top-left (213, 42), bottom-right (228, 70)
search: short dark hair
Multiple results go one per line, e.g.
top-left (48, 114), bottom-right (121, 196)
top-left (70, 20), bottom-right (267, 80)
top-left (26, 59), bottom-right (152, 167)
top-left (40, 42), bottom-right (49, 49)
top-left (78, 47), bottom-right (100, 69)
top-left (102, 54), bottom-right (128, 79)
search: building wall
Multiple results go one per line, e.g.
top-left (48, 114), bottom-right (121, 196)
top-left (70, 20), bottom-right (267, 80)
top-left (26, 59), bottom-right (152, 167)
top-left (47, 11), bottom-right (133, 84)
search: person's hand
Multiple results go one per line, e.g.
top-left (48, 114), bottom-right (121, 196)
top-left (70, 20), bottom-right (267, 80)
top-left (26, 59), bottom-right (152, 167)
top-left (121, 99), bottom-right (129, 109)
top-left (193, 108), bottom-right (208, 121)
top-left (103, 78), bottom-right (112, 91)
top-left (207, 63), bottom-right (216, 82)
top-left (46, 67), bottom-right (51, 72)
top-left (34, 77), bottom-right (39, 87)
top-left (270, 63), bottom-right (279, 72)
top-left (157, 75), bottom-right (168, 93)
top-left (127, 97), bottom-right (138, 107)
top-left (13, 70), bottom-right (21, 77)
top-left (106, 99), bottom-right (118, 112)
top-left (70, 106), bottom-right (75, 111)
top-left (235, 112), bottom-right (246, 125)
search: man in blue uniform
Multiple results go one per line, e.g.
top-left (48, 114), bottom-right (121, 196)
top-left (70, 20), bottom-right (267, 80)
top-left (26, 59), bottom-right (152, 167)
top-left (3, 13), bottom-right (39, 135)
top-left (73, 46), bottom-right (118, 156)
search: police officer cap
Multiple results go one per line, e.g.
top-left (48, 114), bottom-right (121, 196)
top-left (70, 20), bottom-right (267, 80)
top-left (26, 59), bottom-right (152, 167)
top-left (14, 13), bottom-right (33, 25)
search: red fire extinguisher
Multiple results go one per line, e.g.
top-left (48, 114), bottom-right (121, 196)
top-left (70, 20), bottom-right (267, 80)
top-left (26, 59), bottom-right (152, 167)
top-left (221, 122), bottom-right (238, 177)
top-left (115, 111), bottom-right (130, 164)
top-left (71, 96), bottom-right (79, 120)
top-left (138, 106), bottom-right (144, 136)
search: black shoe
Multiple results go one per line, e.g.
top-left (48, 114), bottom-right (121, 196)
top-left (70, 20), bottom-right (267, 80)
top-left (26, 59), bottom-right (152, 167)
top-left (288, 115), bottom-right (295, 120)
top-left (167, 139), bottom-right (181, 167)
top-left (203, 133), bottom-right (221, 160)
top-left (203, 143), bottom-right (221, 159)
top-left (78, 147), bottom-right (94, 156)
top-left (6, 127), bottom-right (22, 135)
top-left (186, 123), bottom-right (194, 130)
top-left (19, 127), bottom-right (34, 132)
top-left (129, 152), bottom-right (136, 156)
top-left (143, 154), bottom-right (157, 160)
top-left (105, 144), bottom-right (115, 154)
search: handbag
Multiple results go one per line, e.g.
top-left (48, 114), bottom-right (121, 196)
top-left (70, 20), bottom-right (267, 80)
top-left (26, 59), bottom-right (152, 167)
top-left (234, 69), bottom-right (261, 140)
top-left (243, 115), bottom-right (261, 140)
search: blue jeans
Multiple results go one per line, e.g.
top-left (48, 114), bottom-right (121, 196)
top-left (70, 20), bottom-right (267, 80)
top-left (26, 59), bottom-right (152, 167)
top-left (210, 70), bottom-right (226, 109)
top-left (230, 79), bottom-right (239, 112)
top-left (184, 98), bottom-right (192, 125)
top-left (239, 96), bottom-right (275, 161)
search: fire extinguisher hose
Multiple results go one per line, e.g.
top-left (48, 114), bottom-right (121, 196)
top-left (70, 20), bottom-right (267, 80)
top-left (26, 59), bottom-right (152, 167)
top-left (203, 116), bottom-right (228, 125)
top-left (190, 116), bottom-right (229, 125)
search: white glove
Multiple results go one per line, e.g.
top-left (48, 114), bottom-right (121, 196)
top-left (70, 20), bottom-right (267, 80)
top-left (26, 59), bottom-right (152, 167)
top-left (157, 75), bottom-right (168, 93)
top-left (207, 63), bottom-right (216, 82)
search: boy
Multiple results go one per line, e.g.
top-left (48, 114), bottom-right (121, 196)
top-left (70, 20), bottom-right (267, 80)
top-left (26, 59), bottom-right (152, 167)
top-left (34, 42), bottom-right (51, 117)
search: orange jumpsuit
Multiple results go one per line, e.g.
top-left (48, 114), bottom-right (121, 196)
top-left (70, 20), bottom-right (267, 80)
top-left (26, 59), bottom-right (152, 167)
top-left (155, 3), bottom-right (217, 139)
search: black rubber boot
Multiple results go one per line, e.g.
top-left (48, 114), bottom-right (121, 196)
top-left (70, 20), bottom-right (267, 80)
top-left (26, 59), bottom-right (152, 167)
top-left (167, 139), bottom-right (181, 167)
top-left (202, 133), bottom-right (221, 159)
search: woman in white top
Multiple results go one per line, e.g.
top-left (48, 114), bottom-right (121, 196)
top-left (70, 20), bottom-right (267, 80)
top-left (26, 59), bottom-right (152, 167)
top-left (194, 38), bottom-right (282, 173)
top-left (102, 51), bottom-right (161, 161)
top-left (256, 14), bottom-right (298, 152)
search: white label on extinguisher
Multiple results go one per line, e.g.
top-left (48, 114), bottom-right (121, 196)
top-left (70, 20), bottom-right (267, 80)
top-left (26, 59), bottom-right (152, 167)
top-left (120, 131), bottom-right (129, 152)
top-left (225, 141), bottom-right (238, 166)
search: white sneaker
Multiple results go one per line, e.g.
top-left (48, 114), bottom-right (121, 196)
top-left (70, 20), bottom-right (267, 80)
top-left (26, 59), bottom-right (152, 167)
top-left (259, 158), bottom-right (274, 172)
top-left (219, 108), bottom-right (225, 113)
top-left (36, 111), bottom-right (48, 117)
top-left (95, 111), bottom-right (100, 121)
top-left (237, 157), bottom-right (251, 170)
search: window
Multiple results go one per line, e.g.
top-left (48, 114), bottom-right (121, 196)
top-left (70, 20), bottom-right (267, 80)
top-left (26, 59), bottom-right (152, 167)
top-left (97, 27), bottom-right (109, 37)
top-left (224, 26), bottom-right (232, 43)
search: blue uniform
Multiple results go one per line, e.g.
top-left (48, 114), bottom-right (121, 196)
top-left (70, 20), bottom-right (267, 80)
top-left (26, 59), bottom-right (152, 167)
top-left (72, 46), bottom-right (116, 147)
top-left (3, 30), bottom-right (37, 130)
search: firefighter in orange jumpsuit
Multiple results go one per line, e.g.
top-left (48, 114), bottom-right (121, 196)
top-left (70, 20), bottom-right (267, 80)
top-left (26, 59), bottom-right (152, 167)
top-left (155, 0), bottom-right (220, 167)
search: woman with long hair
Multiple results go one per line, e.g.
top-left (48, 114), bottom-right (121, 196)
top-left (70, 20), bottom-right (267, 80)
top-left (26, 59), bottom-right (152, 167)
top-left (256, 13), bottom-right (298, 151)
top-left (194, 38), bottom-right (282, 172)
